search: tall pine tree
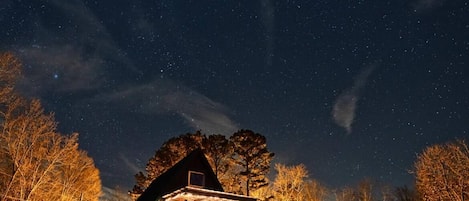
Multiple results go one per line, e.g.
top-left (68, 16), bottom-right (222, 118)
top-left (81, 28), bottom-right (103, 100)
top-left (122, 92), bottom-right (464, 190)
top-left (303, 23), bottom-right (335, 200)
top-left (230, 129), bottom-right (274, 196)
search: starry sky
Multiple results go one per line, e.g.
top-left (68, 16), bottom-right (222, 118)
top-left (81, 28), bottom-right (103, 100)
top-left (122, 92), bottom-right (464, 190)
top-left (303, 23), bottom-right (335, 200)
top-left (2, 0), bottom-right (469, 190)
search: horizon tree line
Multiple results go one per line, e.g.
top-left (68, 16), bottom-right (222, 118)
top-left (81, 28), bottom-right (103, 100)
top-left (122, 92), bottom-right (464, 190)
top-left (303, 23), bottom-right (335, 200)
top-left (130, 129), bottom-right (468, 201)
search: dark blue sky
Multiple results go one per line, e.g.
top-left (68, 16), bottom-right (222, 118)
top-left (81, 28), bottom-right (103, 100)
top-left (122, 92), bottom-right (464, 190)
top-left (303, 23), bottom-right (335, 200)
top-left (2, 0), bottom-right (469, 190)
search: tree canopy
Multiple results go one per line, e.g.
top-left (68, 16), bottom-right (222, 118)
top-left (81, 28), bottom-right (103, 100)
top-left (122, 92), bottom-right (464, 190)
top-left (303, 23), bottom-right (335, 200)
top-left (130, 129), bottom-right (274, 199)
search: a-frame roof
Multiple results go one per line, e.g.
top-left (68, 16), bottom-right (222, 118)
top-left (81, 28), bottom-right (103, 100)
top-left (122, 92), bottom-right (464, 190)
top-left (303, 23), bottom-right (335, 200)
top-left (137, 148), bottom-right (224, 201)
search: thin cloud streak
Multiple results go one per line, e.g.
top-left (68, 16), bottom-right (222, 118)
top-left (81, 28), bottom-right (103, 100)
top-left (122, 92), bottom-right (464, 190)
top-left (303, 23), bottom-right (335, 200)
top-left (164, 91), bottom-right (239, 134)
top-left (95, 79), bottom-right (239, 135)
top-left (332, 65), bottom-right (376, 134)
top-left (119, 153), bottom-right (143, 175)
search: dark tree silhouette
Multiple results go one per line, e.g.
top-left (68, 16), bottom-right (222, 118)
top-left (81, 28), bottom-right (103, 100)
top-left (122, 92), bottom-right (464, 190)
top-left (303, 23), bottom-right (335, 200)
top-left (394, 186), bottom-right (420, 201)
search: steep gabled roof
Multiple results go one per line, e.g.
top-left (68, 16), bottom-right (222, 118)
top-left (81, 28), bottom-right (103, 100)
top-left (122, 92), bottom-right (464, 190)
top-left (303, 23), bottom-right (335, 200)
top-left (137, 149), bottom-right (223, 201)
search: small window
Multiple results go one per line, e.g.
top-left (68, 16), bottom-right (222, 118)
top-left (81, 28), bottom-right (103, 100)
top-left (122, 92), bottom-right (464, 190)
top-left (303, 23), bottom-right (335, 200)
top-left (188, 171), bottom-right (205, 187)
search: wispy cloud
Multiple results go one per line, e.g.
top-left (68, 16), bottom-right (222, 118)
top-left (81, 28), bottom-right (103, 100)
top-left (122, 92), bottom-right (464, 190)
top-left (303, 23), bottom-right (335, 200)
top-left (164, 91), bottom-right (239, 134)
top-left (332, 91), bottom-right (358, 134)
top-left (13, 0), bottom-right (239, 135)
top-left (95, 79), bottom-right (239, 135)
top-left (18, 45), bottom-right (104, 94)
top-left (16, 0), bottom-right (138, 95)
top-left (119, 153), bottom-right (143, 175)
top-left (332, 65), bottom-right (376, 134)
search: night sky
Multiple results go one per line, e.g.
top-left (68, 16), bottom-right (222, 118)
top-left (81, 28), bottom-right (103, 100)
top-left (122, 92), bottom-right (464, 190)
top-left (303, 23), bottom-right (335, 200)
top-left (2, 0), bottom-right (469, 191)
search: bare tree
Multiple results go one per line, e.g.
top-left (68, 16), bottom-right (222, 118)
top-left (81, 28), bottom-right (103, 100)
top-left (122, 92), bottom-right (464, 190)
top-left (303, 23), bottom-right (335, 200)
top-left (272, 163), bottom-right (309, 201)
top-left (304, 179), bottom-right (328, 201)
top-left (357, 178), bottom-right (374, 201)
top-left (0, 52), bottom-right (101, 201)
top-left (379, 185), bottom-right (394, 201)
top-left (0, 97), bottom-right (101, 201)
top-left (333, 179), bottom-right (381, 201)
top-left (414, 140), bottom-right (469, 201)
top-left (251, 163), bottom-right (328, 201)
top-left (54, 148), bottom-right (102, 200)
top-left (334, 187), bottom-right (356, 201)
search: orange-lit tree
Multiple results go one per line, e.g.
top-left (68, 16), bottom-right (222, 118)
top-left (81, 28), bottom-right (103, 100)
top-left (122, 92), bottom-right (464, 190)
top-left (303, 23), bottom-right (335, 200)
top-left (414, 140), bottom-right (469, 201)
top-left (130, 131), bottom-right (206, 199)
top-left (53, 147), bottom-right (102, 200)
top-left (333, 187), bottom-right (356, 201)
top-left (202, 134), bottom-right (235, 191)
top-left (256, 163), bottom-right (328, 201)
top-left (348, 178), bottom-right (375, 201)
top-left (304, 178), bottom-right (328, 201)
top-left (230, 129), bottom-right (274, 196)
top-left (130, 131), bottom-right (238, 199)
top-left (0, 52), bottom-right (20, 102)
top-left (131, 130), bottom-right (274, 199)
top-left (272, 163), bottom-right (309, 201)
top-left (130, 131), bottom-right (239, 200)
top-left (0, 52), bottom-right (101, 201)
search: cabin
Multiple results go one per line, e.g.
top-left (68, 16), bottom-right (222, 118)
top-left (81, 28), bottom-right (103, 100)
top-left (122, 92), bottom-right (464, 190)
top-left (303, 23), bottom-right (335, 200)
top-left (137, 149), bottom-right (256, 201)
